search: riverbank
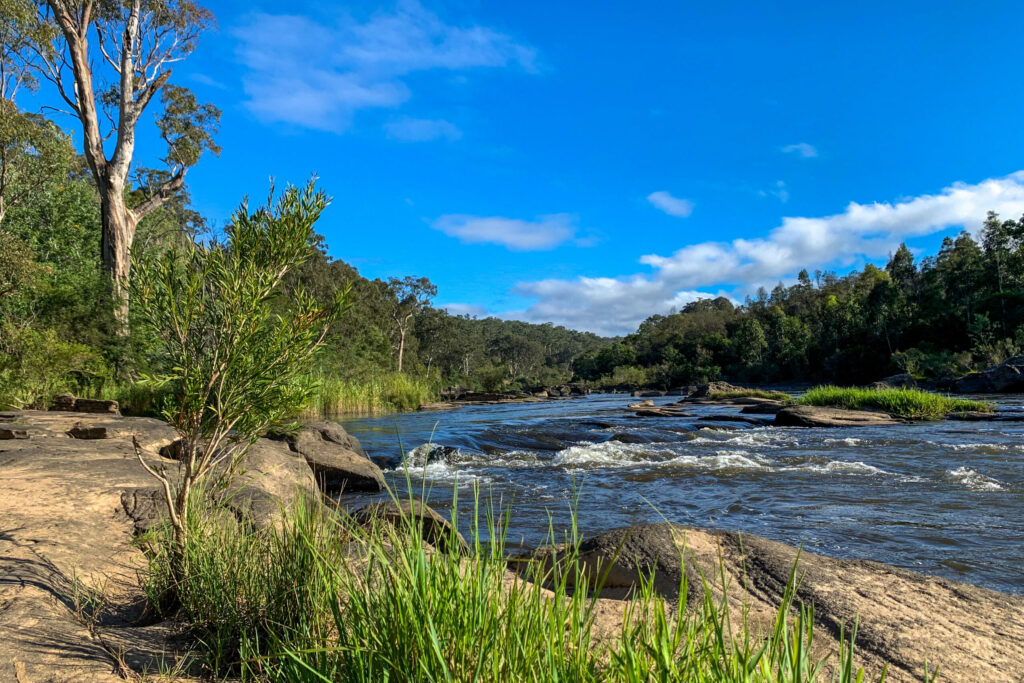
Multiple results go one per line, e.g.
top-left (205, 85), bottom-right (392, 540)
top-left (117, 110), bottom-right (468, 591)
top-left (3, 407), bottom-right (1024, 680)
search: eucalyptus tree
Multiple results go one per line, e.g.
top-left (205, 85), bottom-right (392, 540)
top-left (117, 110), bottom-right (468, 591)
top-left (36, 0), bottom-right (220, 328)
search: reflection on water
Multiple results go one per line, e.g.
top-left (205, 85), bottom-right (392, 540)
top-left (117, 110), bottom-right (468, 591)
top-left (337, 394), bottom-right (1024, 593)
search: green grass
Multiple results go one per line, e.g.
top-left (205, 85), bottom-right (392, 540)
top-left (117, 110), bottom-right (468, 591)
top-left (138, 487), bottom-right (905, 682)
top-left (708, 388), bottom-right (793, 401)
top-left (799, 385), bottom-right (993, 420)
top-left (302, 373), bottom-right (440, 416)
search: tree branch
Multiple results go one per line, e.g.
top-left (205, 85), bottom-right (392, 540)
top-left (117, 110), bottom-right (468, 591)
top-left (132, 166), bottom-right (185, 220)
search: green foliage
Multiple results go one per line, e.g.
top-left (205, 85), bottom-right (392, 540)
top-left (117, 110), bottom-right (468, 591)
top-left (140, 490), bottom-right (886, 682)
top-left (156, 84), bottom-right (221, 169)
top-left (130, 179), bottom-right (348, 550)
top-left (0, 323), bottom-right (105, 408)
top-left (303, 373), bottom-right (440, 416)
top-left (799, 386), bottom-right (992, 420)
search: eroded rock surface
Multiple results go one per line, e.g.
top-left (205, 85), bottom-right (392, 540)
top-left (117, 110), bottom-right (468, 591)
top-left (774, 405), bottom-right (902, 427)
top-left (545, 524), bottom-right (1024, 682)
top-left (0, 410), bottom-right (357, 681)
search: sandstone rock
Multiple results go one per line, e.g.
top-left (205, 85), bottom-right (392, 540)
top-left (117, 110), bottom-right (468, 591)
top-left (953, 356), bottom-right (1024, 394)
top-left (632, 389), bottom-right (667, 397)
top-left (48, 394), bottom-right (120, 415)
top-left (67, 423), bottom-right (110, 439)
top-left (739, 403), bottom-right (783, 414)
top-left (0, 426), bottom-right (28, 439)
top-left (697, 414), bottom-right (770, 425)
top-left (49, 392), bottom-right (77, 411)
top-left (774, 405), bottom-right (901, 427)
top-left (354, 497), bottom-right (468, 554)
top-left (634, 407), bottom-right (694, 418)
top-left (541, 523), bottom-right (1024, 682)
top-left (269, 421), bottom-right (383, 493)
top-left (686, 381), bottom-right (743, 398)
top-left (627, 400), bottom-right (655, 408)
top-left (872, 373), bottom-right (918, 389)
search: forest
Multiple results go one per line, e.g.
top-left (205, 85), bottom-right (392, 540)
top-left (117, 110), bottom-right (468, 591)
top-left (574, 217), bottom-right (1024, 390)
top-left (3, 0), bottom-right (1024, 412)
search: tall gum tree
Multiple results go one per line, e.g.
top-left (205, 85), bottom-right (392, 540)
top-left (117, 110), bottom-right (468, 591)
top-left (35, 0), bottom-right (219, 329)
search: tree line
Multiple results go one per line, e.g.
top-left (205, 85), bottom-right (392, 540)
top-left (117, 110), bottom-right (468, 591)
top-left (573, 217), bottom-right (1024, 389)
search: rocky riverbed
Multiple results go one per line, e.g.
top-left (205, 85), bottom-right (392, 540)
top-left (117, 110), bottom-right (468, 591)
top-left (2, 407), bottom-right (1023, 681)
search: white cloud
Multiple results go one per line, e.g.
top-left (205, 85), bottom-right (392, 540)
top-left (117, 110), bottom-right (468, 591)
top-left (781, 142), bottom-right (818, 158)
top-left (759, 180), bottom-right (789, 203)
top-left (385, 117), bottom-right (462, 141)
top-left (443, 303), bottom-right (487, 317)
top-left (647, 190), bottom-right (694, 217)
top-left (508, 172), bottom-right (1024, 336)
top-left (432, 214), bottom-right (577, 251)
top-left (233, 2), bottom-right (536, 132)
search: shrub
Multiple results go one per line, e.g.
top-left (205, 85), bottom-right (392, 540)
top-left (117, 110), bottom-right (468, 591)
top-left (129, 180), bottom-right (348, 568)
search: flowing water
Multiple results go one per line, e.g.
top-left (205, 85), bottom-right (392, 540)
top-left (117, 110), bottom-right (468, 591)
top-left (337, 394), bottom-right (1024, 594)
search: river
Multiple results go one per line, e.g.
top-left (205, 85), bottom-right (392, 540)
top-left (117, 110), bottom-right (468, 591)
top-left (337, 393), bottom-right (1024, 594)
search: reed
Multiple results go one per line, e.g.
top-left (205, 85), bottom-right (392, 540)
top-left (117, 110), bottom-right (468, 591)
top-left (799, 385), bottom-right (992, 420)
top-left (301, 373), bottom-right (439, 417)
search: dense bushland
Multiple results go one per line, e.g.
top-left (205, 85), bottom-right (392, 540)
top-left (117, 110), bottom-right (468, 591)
top-left (574, 218), bottom-right (1024, 389)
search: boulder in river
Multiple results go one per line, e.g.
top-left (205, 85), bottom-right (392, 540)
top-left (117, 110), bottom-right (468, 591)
top-left (354, 497), bottom-right (468, 555)
top-left (774, 405), bottom-right (901, 427)
top-left (872, 373), bottom-right (918, 389)
top-left (268, 421), bottom-right (383, 493)
top-left (953, 355), bottom-right (1024, 393)
top-left (404, 443), bottom-right (461, 466)
top-left (537, 523), bottom-right (1024, 682)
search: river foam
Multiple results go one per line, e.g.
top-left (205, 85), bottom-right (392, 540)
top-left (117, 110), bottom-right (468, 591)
top-left (947, 467), bottom-right (1004, 491)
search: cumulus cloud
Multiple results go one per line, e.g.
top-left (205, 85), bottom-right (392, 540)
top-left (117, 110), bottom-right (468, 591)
top-left (233, 1), bottom-right (536, 131)
top-left (781, 142), bottom-right (819, 158)
top-left (647, 190), bottom-right (694, 217)
top-left (431, 214), bottom-right (577, 251)
top-left (385, 117), bottom-right (462, 141)
top-left (508, 172), bottom-right (1024, 336)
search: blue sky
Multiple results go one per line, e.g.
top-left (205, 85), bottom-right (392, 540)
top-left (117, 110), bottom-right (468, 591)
top-left (117, 1), bottom-right (1024, 334)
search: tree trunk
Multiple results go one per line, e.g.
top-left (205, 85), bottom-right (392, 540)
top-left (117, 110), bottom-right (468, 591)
top-left (397, 328), bottom-right (406, 373)
top-left (100, 188), bottom-right (136, 333)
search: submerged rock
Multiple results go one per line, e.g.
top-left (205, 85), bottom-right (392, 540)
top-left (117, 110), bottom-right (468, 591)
top-left (405, 443), bottom-right (461, 466)
top-left (774, 405), bottom-right (901, 427)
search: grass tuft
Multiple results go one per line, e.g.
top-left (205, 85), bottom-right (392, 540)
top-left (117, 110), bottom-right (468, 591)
top-left (139, 486), bottom-right (892, 681)
top-left (799, 385), bottom-right (992, 420)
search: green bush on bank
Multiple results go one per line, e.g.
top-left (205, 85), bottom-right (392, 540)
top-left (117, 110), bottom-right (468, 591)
top-left (139, 489), bottom-right (892, 682)
top-left (799, 386), bottom-right (992, 420)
